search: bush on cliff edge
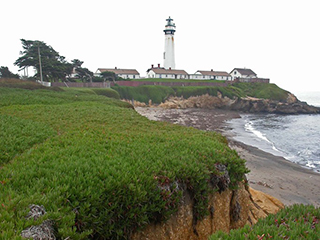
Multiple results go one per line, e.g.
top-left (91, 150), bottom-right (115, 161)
top-left (112, 85), bottom-right (175, 104)
top-left (91, 88), bottom-right (120, 99)
top-left (232, 82), bottom-right (290, 102)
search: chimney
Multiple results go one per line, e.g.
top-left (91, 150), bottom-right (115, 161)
top-left (115, 67), bottom-right (117, 69)
top-left (151, 64), bottom-right (154, 68)
top-left (158, 63), bottom-right (160, 68)
top-left (211, 69), bottom-right (213, 71)
top-left (169, 67), bottom-right (171, 70)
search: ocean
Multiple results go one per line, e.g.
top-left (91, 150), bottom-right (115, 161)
top-left (227, 91), bottom-right (320, 173)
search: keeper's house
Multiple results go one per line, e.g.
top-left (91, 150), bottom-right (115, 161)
top-left (146, 64), bottom-right (188, 79)
top-left (189, 70), bottom-right (232, 80)
top-left (230, 68), bottom-right (270, 83)
top-left (95, 67), bottom-right (140, 79)
top-left (230, 68), bottom-right (257, 79)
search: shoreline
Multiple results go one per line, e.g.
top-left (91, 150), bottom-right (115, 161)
top-left (135, 107), bottom-right (320, 207)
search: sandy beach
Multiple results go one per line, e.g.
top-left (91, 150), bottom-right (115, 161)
top-left (135, 107), bottom-right (320, 207)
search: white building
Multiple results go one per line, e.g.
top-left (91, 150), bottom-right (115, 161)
top-left (230, 68), bottom-right (257, 79)
top-left (229, 68), bottom-right (270, 83)
top-left (95, 68), bottom-right (140, 79)
top-left (189, 70), bottom-right (232, 80)
top-left (163, 16), bottom-right (176, 69)
top-left (146, 65), bottom-right (188, 79)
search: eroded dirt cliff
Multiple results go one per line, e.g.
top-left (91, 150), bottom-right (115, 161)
top-left (132, 183), bottom-right (284, 240)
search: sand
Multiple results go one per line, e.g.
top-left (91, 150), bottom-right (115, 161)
top-left (135, 107), bottom-right (320, 207)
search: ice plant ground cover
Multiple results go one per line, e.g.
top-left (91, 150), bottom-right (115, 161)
top-left (210, 204), bottom-right (320, 240)
top-left (0, 79), bottom-right (248, 239)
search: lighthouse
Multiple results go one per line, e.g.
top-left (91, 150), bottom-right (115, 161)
top-left (163, 16), bottom-right (176, 69)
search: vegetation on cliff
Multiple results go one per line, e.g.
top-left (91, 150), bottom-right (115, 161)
top-left (112, 85), bottom-right (175, 104)
top-left (210, 204), bottom-right (320, 240)
top-left (112, 82), bottom-right (290, 104)
top-left (231, 82), bottom-right (290, 102)
top-left (0, 79), bottom-right (248, 239)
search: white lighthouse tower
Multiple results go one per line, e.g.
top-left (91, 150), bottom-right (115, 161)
top-left (163, 16), bottom-right (176, 69)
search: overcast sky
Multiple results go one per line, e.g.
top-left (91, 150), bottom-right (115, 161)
top-left (1, 0), bottom-right (319, 94)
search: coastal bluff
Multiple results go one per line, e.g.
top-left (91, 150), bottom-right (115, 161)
top-left (130, 92), bottom-right (320, 114)
top-left (132, 183), bottom-right (283, 240)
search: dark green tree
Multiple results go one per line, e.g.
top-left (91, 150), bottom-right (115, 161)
top-left (14, 39), bottom-right (72, 82)
top-left (0, 66), bottom-right (20, 79)
top-left (70, 59), bottom-right (93, 82)
top-left (100, 71), bottom-right (116, 83)
top-left (71, 59), bottom-right (84, 69)
top-left (75, 67), bottom-right (93, 82)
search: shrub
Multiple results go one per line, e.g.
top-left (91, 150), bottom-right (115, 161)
top-left (112, 85), bottom-right (175, 104)
top-left (92, 76), bottom-right (104, 82)
top-left (173, 86), bottom-right (211, 98)
top-left (0, 78), bottom-right (62, 91)
top-left (232, 83), bottom-right (289, 101)
top-left (91, 88), bottom-right (120, 99)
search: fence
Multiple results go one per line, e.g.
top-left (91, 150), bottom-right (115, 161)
top-left (51, 82), bottom-right (110, 88)
top-left (234, 78), bottom-right (270, 83)
top-left (52, 81), bottom-right (233, 88)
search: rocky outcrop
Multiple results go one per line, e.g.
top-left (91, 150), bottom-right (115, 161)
top-left (153, 93), bottom-right (320, 114)
top-left (21, 205), bottom-right (56, 240)
top-left (249, 188), bottom-right (284, 215)
top-left (131, 183), bottom-right (284, 240)
top-left (228, 97), bottom-right (320, 114)
top-left (158, 94), bottom-right (234, 109)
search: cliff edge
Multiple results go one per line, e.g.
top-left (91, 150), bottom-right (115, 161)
top-left (154, 93), bottom-right (320, 114)
top-left (132, 183), bottom-right (284, 240)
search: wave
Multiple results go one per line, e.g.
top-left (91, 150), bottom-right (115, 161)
top-left (228, 113), bottom-right (320, 173)
top-left (244, 120), bottom-right (282, 153)
top-left (297, 148), bottom-right (320, 170)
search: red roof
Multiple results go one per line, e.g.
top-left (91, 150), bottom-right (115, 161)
top-left (98, 68), bottom-right (140, 75)
top-left (231, 68), bottom-right (256, 76)
top-left (195, 70), bottom-right (231, 76)
top-left (149, 68), bottom-right (188, 75)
